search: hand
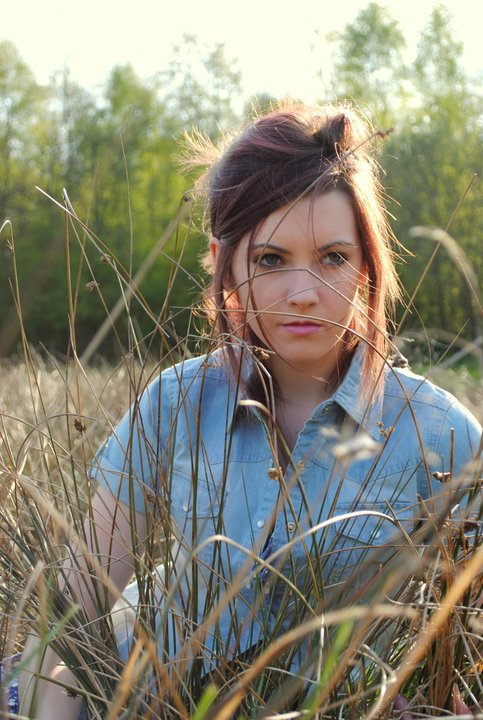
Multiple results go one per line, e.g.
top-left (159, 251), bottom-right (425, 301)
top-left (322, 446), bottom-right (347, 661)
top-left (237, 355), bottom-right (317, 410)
top-left (393, 685), bottom-right (472, 718)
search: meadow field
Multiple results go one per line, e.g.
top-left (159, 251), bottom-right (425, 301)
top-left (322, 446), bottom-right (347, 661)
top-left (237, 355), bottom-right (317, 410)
top-left (0, 333), bottom-right (481, 719)
top-left (1, 7), bottom-right (482, 713)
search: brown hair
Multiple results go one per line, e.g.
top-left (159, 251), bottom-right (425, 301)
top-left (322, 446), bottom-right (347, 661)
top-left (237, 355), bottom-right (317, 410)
top-left (185, 101), bottom-right (400, 400)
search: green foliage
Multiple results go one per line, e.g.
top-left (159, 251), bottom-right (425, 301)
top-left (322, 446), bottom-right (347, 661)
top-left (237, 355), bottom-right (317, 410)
top-left (0, 41), bottom-right (237, 358)
top-left (414, 4), bottom-right (466, 97)
top-left (324, 3), bottom-right (482, 346)
top-left (327, 2), bottom-right (408, 127)
top-left (0, 15), bottom-right (481, 717)
top-left (0, 5), bottom-right (481, 359)
top-left (381, 6), bottom-right (482, 341)
top-left (160, 34), bottom-right (242, 137)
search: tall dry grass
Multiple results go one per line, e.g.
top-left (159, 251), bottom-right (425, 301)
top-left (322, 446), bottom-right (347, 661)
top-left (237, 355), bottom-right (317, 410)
top-left (0, 193), bottom-right (481, 719)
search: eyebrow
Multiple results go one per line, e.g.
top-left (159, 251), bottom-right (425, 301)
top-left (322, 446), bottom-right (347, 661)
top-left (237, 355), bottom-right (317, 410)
top-left (251, 240), bottom-right (357, 254)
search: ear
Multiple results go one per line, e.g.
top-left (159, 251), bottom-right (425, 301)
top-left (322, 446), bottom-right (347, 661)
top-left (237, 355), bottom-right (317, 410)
top-left (355, 269), bottom-right (370, 303)
top-left (210, 237), bottom-right (235, 291)
top-left (358, 262), bottom-right (370, 287)
top-left (210, 237), bottom-right (220, 264)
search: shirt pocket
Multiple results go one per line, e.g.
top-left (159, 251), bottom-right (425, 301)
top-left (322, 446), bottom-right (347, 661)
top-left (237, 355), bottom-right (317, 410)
top-left (325, 501), bottom-right (414, 581)
top-left (169, 467), bottom-right (225, 520)
top-left (168, 466), bottom-right (229, 576)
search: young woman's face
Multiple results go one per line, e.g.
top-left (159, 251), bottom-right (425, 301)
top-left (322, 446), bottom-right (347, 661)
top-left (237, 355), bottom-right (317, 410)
top-left (222, 191), bottom-right (365, 379)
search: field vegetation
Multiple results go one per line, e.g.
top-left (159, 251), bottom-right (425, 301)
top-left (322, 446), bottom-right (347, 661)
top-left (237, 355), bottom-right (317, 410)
top-left (0, 3), bottom-right (482, 718)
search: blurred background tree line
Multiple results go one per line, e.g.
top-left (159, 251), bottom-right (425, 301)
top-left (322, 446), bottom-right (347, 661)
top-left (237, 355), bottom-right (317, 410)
top-left (0, 3), bottom-right (481, 361)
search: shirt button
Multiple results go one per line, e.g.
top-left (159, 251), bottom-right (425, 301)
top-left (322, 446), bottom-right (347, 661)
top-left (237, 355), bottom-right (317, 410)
top-left (287, 521), bottom-right (296, 533)
top-left (373, 530), bottom-right (381, 540)
top-left (245, 581), bottom-right (252, 590)
top-left (257, 519), bottom-right (265, 529)
top-left (182, 502), bottom-right (190, 512)
top-left (322, 405), bottom-right (331, 414)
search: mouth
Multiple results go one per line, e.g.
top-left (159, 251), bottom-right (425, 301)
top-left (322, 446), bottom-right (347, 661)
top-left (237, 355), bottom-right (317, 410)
top-left (281, 320), bottom-right (326, 335)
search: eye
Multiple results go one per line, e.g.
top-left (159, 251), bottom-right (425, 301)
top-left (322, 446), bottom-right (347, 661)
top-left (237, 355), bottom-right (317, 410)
top-left (320, 251), bottom-right (347, 267)
top-left (253, 253), bottom-right (283, 269)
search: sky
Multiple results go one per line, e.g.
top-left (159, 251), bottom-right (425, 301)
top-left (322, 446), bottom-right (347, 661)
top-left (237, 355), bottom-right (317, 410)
top-left (2, 0), bottom-right (482, 102)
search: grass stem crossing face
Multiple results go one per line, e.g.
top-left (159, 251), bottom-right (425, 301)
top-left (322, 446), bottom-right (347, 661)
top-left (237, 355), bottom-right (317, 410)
top-left (228, 191), bottom-right (365, 382)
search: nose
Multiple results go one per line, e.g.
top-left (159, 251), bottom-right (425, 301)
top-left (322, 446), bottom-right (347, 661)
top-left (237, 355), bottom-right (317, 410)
top-left (286, 269), bottom-right (320, 307)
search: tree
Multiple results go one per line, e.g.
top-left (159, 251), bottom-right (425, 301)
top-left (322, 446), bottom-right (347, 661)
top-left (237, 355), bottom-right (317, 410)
top-left (161, 34), bottom-right (243, 137)
top-left (0, 41), bottom-right (46, 218)
top-left (0, 41), bottom-right (58, 354)
top-left (322, 4), bottom-right (482, 343)
top-left (326, 2), bottom-right (407, 127)
top-left (382, 5), bottom-right (482, 342)
top-left (243, 92), bottom-right (280, 120)
top-left (414, 4), bottom-right (466, 99)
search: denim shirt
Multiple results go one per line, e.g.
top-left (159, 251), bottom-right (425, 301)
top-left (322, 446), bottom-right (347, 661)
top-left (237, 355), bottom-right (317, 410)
top-left (90, 347), bottom-right (481, 664)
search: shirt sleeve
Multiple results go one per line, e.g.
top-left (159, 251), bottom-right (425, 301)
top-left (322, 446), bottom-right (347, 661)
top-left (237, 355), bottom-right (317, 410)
top-left (424, 397), bottom-right (481, 517)
top-left (89, 374), bottom-right (166, 514)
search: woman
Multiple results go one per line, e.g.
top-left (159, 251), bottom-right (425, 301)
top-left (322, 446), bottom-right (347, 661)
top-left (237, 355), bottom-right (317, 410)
top-left (18, 103), bottom-right (481, 718)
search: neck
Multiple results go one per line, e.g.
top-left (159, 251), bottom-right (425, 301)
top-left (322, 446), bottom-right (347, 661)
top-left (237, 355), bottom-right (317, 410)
top-left (266, 362), bottom-right (333, 457)
top-left (268, 356), bottom-right (334, 407)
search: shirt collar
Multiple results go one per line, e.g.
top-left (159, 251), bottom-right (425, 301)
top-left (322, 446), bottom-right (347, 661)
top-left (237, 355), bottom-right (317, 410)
top-left (331, 347), bottom-right (384, 441)
top-left (229, 344), bottom-right (385, 440)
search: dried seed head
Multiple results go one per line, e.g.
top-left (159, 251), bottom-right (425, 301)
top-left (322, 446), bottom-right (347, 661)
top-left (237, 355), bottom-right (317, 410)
top-left (332, 432), bottom-right (382, 465)
top-left (142, 488), bottom-right (162, 507)
top-left (390, 352), bottom-right (409, 368)
top-left (73, 418), bottom-right (87, 433)
top-left (267, 467), bottom-right (282, 480)
top-left (376, 420), bottom-right (393, 438)
top-left (432, 471), bottom-right (452, 483)
top-left (85, 280), bottom-right (100, 292)
top-left (252, 347), bottom-right (271, 362)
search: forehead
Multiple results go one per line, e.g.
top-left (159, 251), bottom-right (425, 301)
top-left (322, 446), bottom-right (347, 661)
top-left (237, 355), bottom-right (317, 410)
top-left (249, 190), bottom-right (359, 247)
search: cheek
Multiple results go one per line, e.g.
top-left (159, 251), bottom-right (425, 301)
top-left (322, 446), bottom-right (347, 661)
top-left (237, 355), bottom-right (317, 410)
top-left (233, 276), bottom-right (274, 313)
top-left (334, 280), bottom-right (366, 330)
top-left (323, 282), bottom-right (359, 325)
top-left (230, 283), bottom-right (250, 314)
top-left (252, 274), bottom-right (287, 305)
top-left (330, 272), bottom-right (363, 302)
top-left (235, 281), bottom-right (277, 338)
top-left (226, 263), bottom-right (249, 309)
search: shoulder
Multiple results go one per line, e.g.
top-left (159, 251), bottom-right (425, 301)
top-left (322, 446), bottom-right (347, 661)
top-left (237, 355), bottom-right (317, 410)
top-left (383, 364), bottom-right (481, 472)
top-left (161, 349), bottom-right (229, 383)
top-left (159, 349), bottom-right (231, 401)
top-left (152, 350), bottom-right (242, 432)
top-left (106, 352), bottom-right (232, 436)
top-left (384, 364), bottom-right (479, 424)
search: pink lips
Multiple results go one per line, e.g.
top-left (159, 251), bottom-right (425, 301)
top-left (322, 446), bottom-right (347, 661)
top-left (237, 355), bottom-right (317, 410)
top-left (281, 321), bottom-right (325, 336)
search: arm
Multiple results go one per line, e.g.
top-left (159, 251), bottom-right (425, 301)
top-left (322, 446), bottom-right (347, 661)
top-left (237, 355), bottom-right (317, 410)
top-left (19, 485), bottom-right (148, 720)
top-left (424, 398), bottom-right (481, 519)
